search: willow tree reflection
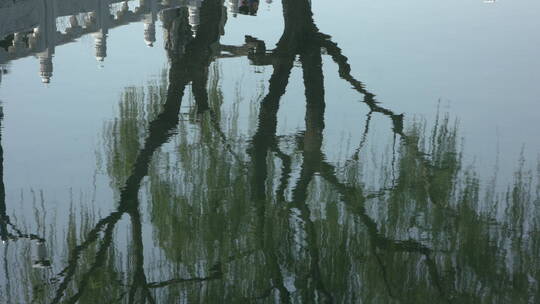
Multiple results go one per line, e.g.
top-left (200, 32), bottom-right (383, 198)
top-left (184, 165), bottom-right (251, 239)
top-left (116, 0), bottom-right (538, 302)
top-left (2, 0), bottom-right (538, 303)
top-left (45, 1), bottom-right (228, 303)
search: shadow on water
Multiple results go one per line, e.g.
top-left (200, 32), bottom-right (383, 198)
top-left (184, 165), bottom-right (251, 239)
top-left (1, 0), bottom-right (540, 303)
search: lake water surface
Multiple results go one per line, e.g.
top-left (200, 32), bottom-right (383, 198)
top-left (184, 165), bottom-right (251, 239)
top-left (0, 0), bottom-right (539, 303)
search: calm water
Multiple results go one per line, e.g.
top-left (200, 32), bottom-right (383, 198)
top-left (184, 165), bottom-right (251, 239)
top-left (0, 0), bottom-right (539, 303)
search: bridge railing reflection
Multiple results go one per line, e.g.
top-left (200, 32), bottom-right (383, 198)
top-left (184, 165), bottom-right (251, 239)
top-left (0, 0), bottom-right (206, 83)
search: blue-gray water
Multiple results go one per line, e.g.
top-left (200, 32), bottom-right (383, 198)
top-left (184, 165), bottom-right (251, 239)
top-left (0, 0), bottom-right (539, 303)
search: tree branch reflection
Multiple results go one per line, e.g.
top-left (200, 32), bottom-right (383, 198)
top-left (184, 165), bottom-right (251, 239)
top-left (2, 0), bottom-right (535, 303)
top-left (51, 1), bottom-right (226, 302)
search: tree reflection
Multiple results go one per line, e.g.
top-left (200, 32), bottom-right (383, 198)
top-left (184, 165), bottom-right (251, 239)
top-left (49, 1), bottom-right (228, 302)
top-left (1, 0), bottom-right (539, 303)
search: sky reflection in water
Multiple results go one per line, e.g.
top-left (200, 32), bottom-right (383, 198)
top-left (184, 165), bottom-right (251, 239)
top-left (0, 0), bottom-right (539, 303)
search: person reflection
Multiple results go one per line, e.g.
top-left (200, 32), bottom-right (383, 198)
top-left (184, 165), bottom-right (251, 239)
top-left (239, 0), bottom-right (259, 15)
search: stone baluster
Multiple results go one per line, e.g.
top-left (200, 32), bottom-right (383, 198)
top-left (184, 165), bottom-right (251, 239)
top-left (143, 0), bottom-right (157, 47)
top-left (188, 0), bottom-right (201, 37)
top-left (228, 0), bottom-right (239, 17)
